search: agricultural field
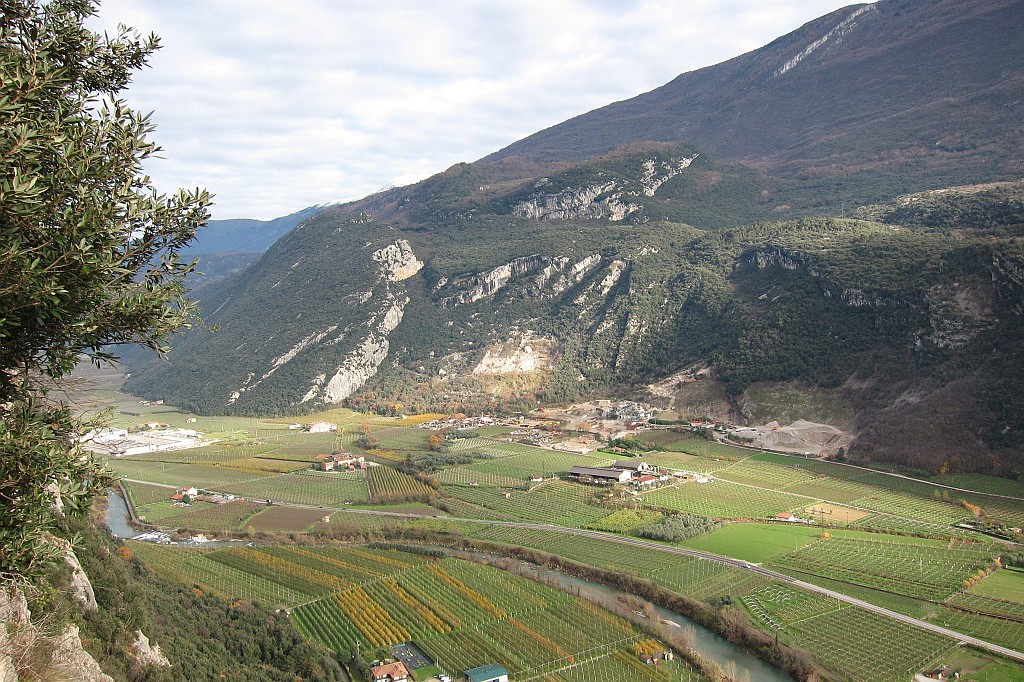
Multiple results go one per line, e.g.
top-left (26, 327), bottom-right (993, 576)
top-left (289, 555), bottom-right (698, 680)
top-left (155, 499), bottom-right (264, 532)
top-left (107, 458), bottom-right (274, 488)
top-left (80, 373), bottom-right (1024, 681)
top-left (641, 480), bottom-right (809, 519)
top-left (968, 567), bottom-right (1024, 603)
top-left (446, 482), bottom-right (609, 527)
top-left (219, 469), bottom-right (370, 506)
top-left (246, 505), bottom-right (333, 532)
top-left (681, 523), bottom-right (825, 563)
top-left (367, 465), bottom-right (435, 503)
top-left (767, 536), bottom-right (998, 601)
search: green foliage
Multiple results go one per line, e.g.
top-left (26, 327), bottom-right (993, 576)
top-left (0, 0), bottom-right (209, 585)
top-left (401, 449), bottom-right (493, 475)
top-left (637, 513), bottom-right (724, 542)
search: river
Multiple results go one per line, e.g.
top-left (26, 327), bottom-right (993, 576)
top-left (433, 547), bottom-right (791, 682)
top-left (104, 494), bottom-right (789, 680)
top-left (105, 490), bottom-right (140, 539)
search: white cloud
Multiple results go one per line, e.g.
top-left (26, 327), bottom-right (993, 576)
top-left (91, 0), bottom-right (855, 219)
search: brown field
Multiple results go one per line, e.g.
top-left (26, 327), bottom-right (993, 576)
top-left (802, 503), bottom-right (872, 523)
top-left (247, 506), bottom-right (332, 532)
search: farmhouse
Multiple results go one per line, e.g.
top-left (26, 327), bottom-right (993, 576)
top-left (315, 453), bottom-right (364, 471)
top-left (611, 460), bottom-right (653, 473)
top-left (566, 466), bottom-right (632, 484)
top-left (307, 421), bottom-right (338, 433)
top-left (634, 474), bottom-right (658, 487)
top-left (925, 665), bottom-right (959, 680)
top-left (370, 660), bottom-right (411, 682)
top-left (464, 663), bottom-right (509, 682)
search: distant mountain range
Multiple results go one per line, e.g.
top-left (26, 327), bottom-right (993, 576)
top-left (126, 0), bottom-right (1024, 477)
top-left (181, 207), bottom-right (320, 288)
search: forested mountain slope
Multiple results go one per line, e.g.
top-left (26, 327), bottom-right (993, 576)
top-left (126, 0), bottom-right (1024, 476)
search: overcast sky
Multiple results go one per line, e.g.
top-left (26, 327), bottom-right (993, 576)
top-left (91, 1), bottom-right (858, 220)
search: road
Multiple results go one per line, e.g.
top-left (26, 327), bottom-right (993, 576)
top-left (118, 479), bottom-right (1024, 662)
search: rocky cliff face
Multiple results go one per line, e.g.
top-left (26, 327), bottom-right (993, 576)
top-left (512, 181), bottom-right (640, 222)
top-left (510, 152), bottom-right (700, 223)
top-left (473, 332), bottom-right (559, 374)
top-left (1, 585), bottom-right (114, 682)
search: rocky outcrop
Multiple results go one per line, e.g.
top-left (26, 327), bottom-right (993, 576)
top-left (472, 332), bottom-right (559, 374)
top-left (373, 239), bottom-right (423, 282)
top-left (127, 630), bottom-right (170, 670)
top-left (992, 250), bottom-right (1024, 314)
top-left (0, 587), bottom-right (29, 682)
top-left (43, 534), bottom-right (97, 613)
top-left (921, 280), bottom-right (996, 348)
top-left (440, 255), bottom-right (551, 308)
top-left (640, 155), bottom-right (698, 196)
top-left (51, 625), bottom-right (114, 682)
top-left (0, 586), bottom-right (113, 682)
top-left (750, 247), bottom-right (897, 308)
top-left (512, 182), bottom-right (640, 222)
top-left (774, 5), bottom-right (876, 77)
top-left (305, 295), bottom-right (409, 405)
top-left (749, 248), bottom-right (820, 277)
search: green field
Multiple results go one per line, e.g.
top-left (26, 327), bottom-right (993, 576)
top-left (681, 523), bottom-right (825, 563)
top-left (970, 567), bottom-right (1024, 603)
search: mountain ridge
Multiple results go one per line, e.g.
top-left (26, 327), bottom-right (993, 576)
top-left (125, 0), bottom-right (1024, 476)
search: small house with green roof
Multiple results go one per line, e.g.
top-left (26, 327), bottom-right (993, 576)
top-left (463, 663), bottom-right (509, 682)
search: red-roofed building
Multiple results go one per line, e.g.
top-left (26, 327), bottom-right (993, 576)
top-left (371, 660), bottom-right (411, 682)
top-left (635, 474), bottom-right (658, 487)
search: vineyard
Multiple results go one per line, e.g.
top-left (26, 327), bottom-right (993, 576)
top-left (446, 482), bottom-right (609, 527)
top-left (788, 605), bottom-right (956, 682)
top-left (131, 543), bottom-right (427, 608)
top-left (107, 459), bottom-right (274, 488)
top-left (768, 536), bottom-right (998, 601)
top-left (641, 480), bottom-right (808, 519)
top-left (219, 469), bottom-right (370, 506)
top-left (289, 555), bottom-right (698, 680)
top-left (714, 460), bottom-right (820, 489)
top-left (122, 480), bottom-right (174, 506)
top-left (155, 499), bottom-right (263, 532)
top-left (367, 466), bottom-right (436, 503)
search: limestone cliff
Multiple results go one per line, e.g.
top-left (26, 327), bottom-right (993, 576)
top-left (0, 585), bottom-right (113, 682)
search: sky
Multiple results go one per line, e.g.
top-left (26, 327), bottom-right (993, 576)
top-left (90, 1), bottom-right (859, 220)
